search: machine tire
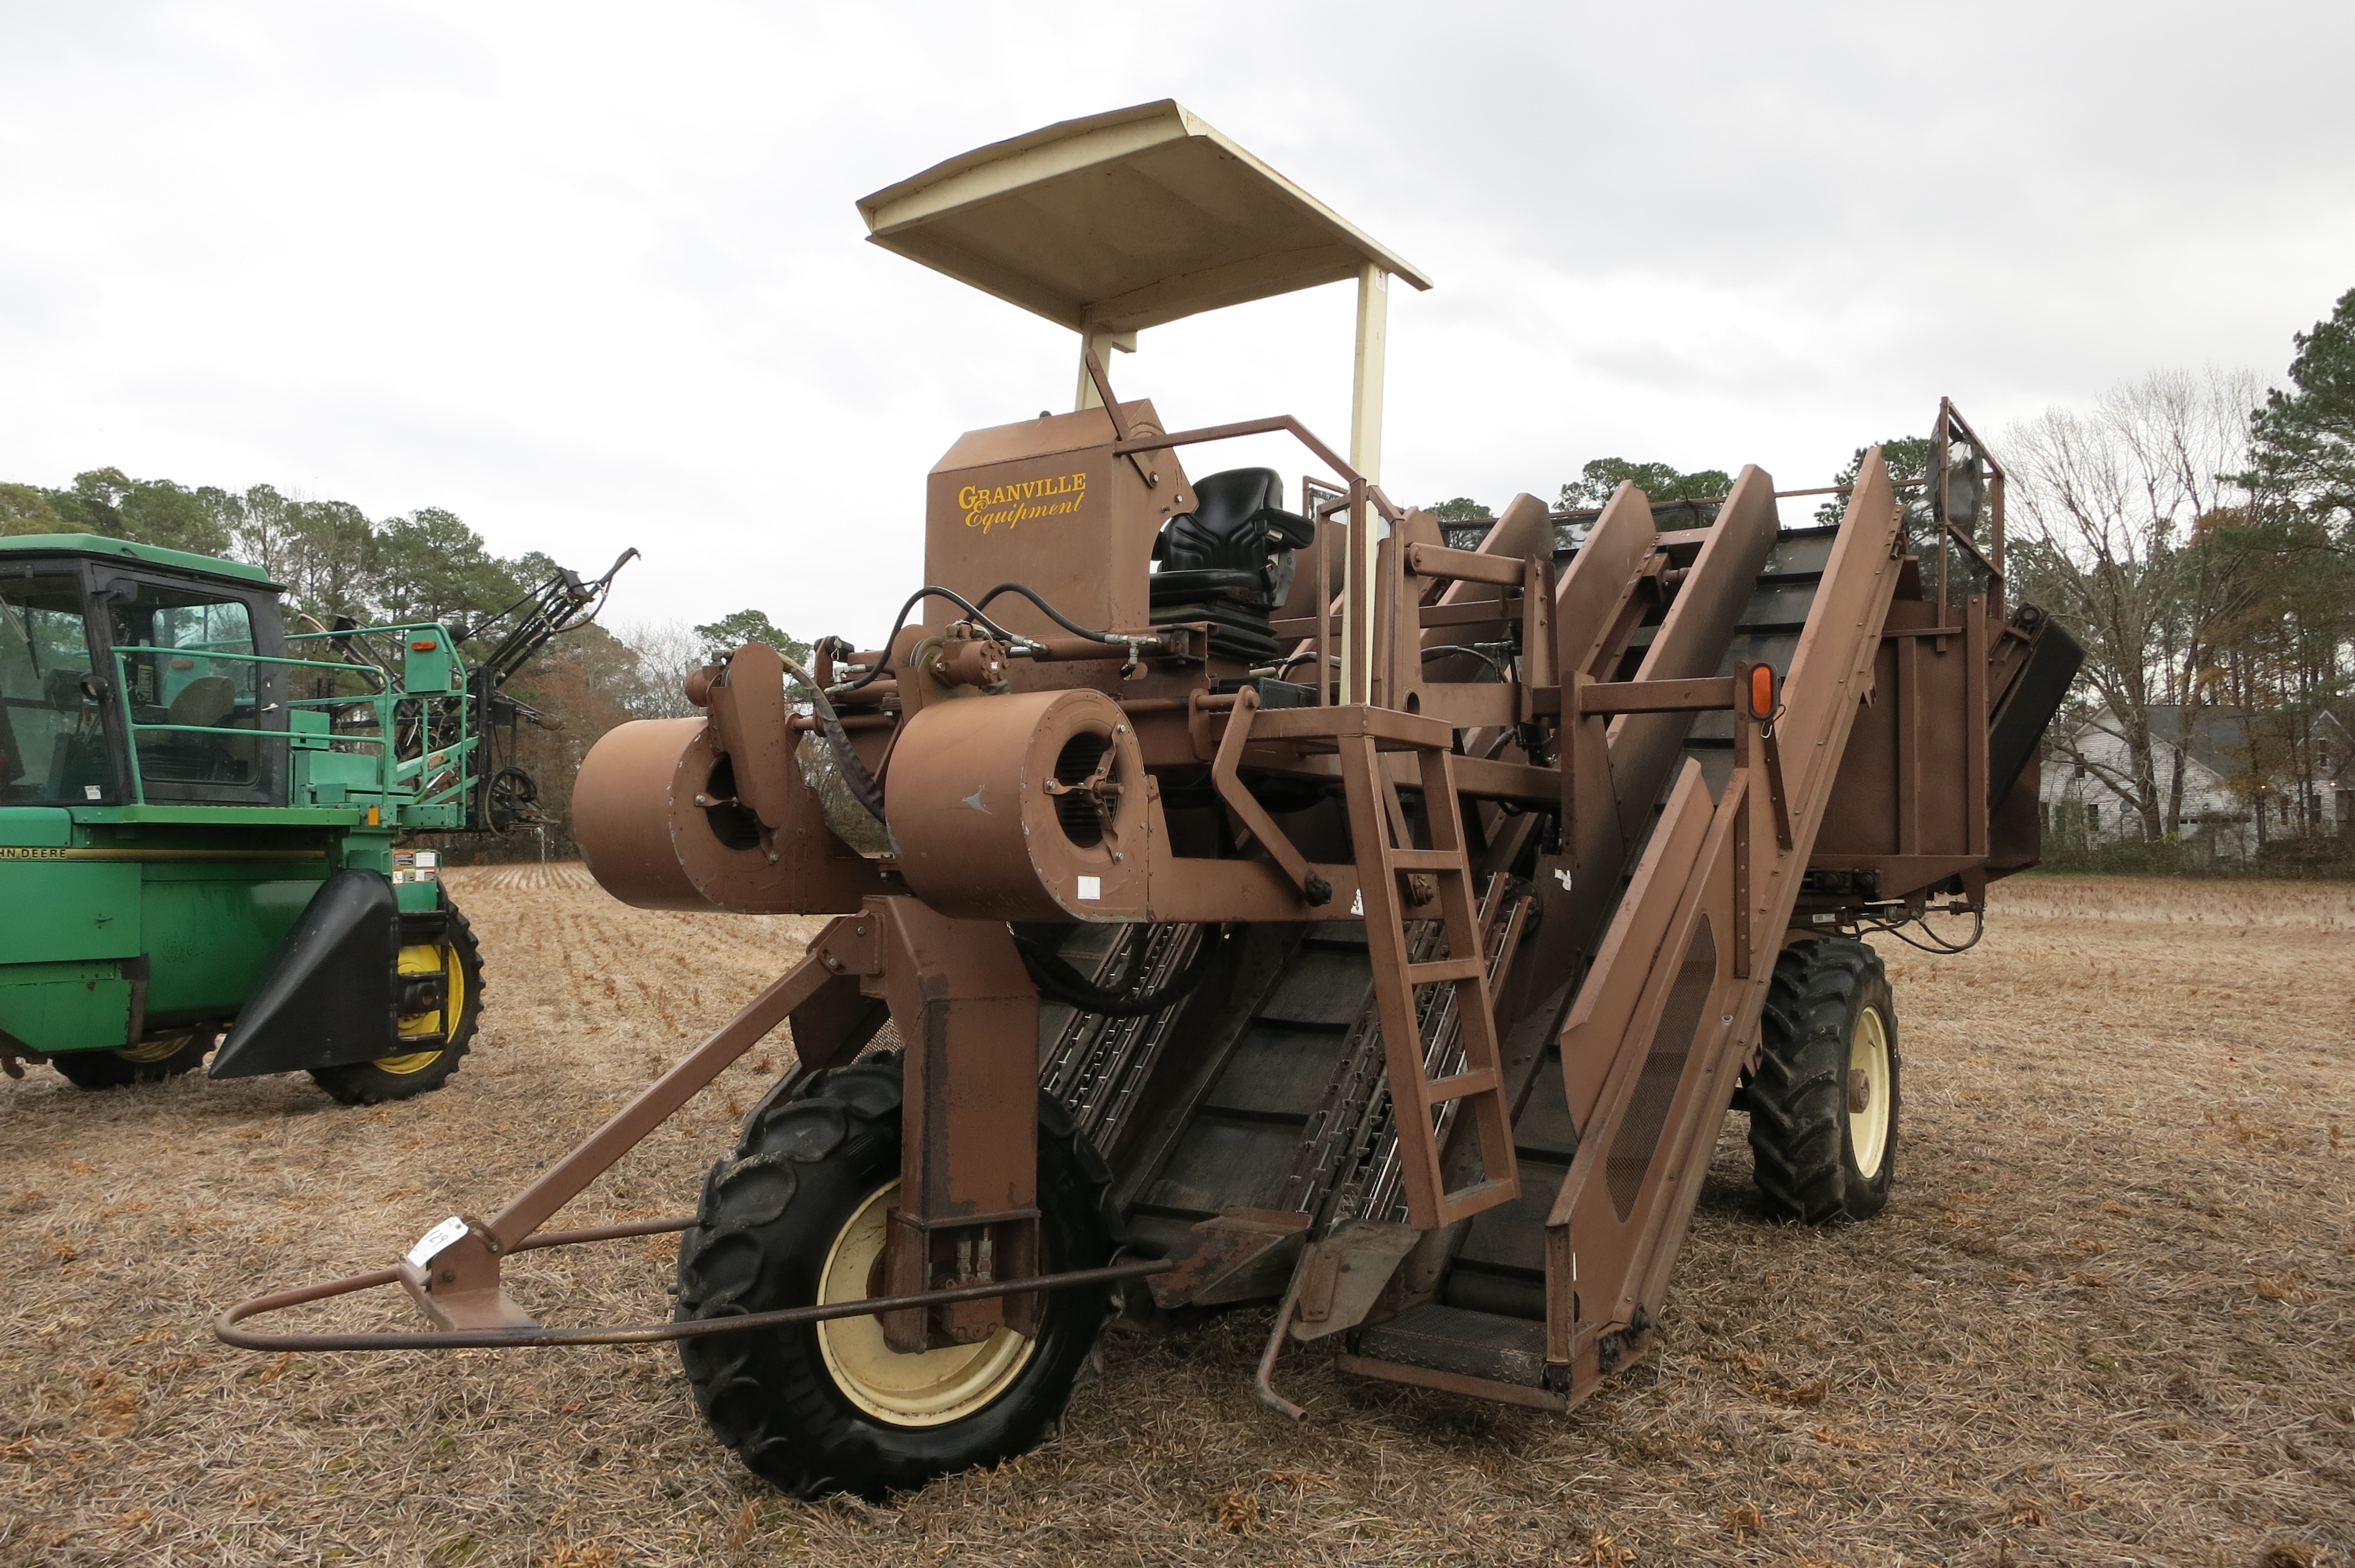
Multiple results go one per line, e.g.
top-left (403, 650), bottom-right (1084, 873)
top-left (307, 897), bottom-right (484, 1105)
top-left (1745, 936), bottom-right (1899, 1224)
top-left (50, 1029), bottom-right (215, 1090)
top-left (675, 1049), bottom-right (1117, 1500)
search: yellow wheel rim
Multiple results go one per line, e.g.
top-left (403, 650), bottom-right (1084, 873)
top-left (116, 1034), bottom-right (194, 1064)
top-left (379, 939), bottom-right (465, 1075)
top-left (1849, 1005), bottom-right (1892, 1180)
top-left (815, 1180), bottom-right (1034, 1427)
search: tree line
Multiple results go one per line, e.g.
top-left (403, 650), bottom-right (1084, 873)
top-left (16, 284), bottom-right (2349, 869)
top-left (1999, 291), bottom-right (2351, 866)
top-left (1433, 288), bottom-right (2355, 871)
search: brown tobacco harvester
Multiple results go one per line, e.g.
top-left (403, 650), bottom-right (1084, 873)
top-left (220, 101), bottom-right (2082, 1499)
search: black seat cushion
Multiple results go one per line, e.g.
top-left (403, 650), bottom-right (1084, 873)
top-left (1149, 600), bottom-right (1281, 663)
top-left (1147, 569), bottom-right (1267, 604)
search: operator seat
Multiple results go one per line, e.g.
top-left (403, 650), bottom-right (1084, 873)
top-left (156, 675), bottom-right (253, 783)
top-left (169, 676), bottom-right (237, 729)
top-left (1147, 468), bottom-right (1315, 663)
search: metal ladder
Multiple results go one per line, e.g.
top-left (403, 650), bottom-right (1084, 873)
top-left (1334, 725), bottom-right (1518, 1230)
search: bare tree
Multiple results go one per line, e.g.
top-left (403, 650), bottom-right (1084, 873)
top-left (2004, 368), bottom-right (2259, 841)
top-left (606, 619), bottom-right (705, 722)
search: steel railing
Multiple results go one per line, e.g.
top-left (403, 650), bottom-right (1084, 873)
top-left (106, 623), bottom-right (473, 808)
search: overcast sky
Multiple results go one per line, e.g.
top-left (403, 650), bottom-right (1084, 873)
top-left (4, 1), bottom-right (2350, 639)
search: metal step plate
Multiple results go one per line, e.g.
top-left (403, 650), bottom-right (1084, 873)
top-left (1354, 1301), bottom-right (1551, 1387)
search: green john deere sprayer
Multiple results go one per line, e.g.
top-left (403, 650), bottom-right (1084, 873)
top-left (0, 532), bottom-right (632, 1104)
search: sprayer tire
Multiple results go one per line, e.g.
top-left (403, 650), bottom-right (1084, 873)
top-left (308, 897), bottom-right (483, 1106)
top-left (1745, 936), bottom-right (1899, 1224)
top-left (49, 1029), bottom-right (214, 1090)
top-left (674, 1049), bottom-right (1117, 1500)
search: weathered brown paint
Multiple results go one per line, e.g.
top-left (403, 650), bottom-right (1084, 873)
top-left (231, 376), bottom-right (2048, 1437)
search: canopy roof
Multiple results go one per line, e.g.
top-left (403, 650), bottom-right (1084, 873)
top-left (857, 100), bottom-right (1431, 335)
top-left (0, 533), bottom-right (277, 588)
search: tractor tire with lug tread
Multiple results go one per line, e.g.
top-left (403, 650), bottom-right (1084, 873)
top-left (1745, 935), bottom-right (1899, 1224)
top-left (308, 895), bottom-right (484, 1106)
top-left (51, 1028), bottom-right (215, 1090)
top-left (675, 1048), bottom-right (1118, 1500)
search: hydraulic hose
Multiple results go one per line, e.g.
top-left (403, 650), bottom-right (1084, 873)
top-left (1013, 927), bottom-right (1222, 1019)
top-left (831, 582), bottom-right (1162, 697)
top-left (1853, 906), bottom-right (1985, 953)
top-left (971, 582), bottom-right (1132, 646)
top-left (779, 656), bottom-right (888, 826)
top-left (829, 586), bottom-right (1036, 697)
top-left (809, 580), bottom-right (1167, 822)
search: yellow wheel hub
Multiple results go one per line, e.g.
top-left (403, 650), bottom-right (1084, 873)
top-left (816, 1180), bottom-right (1033, 1427)
top-left (380, 940), bottom-right (465, 1075)
top-left (116, 1034), bottom-right (194, 1064)
top-left (1847, 1005), bottom-right (1892, 1179)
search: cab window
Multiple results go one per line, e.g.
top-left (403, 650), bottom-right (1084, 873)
top-left (0, 573), bottom-right (112, 804)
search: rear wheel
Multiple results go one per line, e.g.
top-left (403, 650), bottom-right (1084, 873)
top-left (675, 1050), bottom-right (1117, 1499)
top-left (1745, 936), bottom-right (1899, 1223)
top-left (51, 1029), bottom-right (215, 1090)
top-left (309, 898), bottom-right (483, 1105)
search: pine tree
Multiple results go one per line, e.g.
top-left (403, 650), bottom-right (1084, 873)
top-left (2242, 286), bottom-right (2355, 534)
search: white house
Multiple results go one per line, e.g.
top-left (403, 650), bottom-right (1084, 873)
top-left (2039, 705), bottom-right (2353, 863)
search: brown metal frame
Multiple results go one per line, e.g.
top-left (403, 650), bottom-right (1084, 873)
top-left (217, 914), bottom-right (1170, 1349)
top-left (1535, 459), bottom-right (1908, 1397)
top-left (220, 1249), bottom-right (1165, 1353)
top-left (224, 385), bottom-right (2039, 1444)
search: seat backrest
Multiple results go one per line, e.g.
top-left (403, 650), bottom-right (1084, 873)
top-left (1152, 469), bottom-right (1316, 609)
top-left (170, 675), bottom-right (237, 728)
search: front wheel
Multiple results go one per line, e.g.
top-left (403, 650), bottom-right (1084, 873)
top-left (51, 1029), bottom-right (215, 1091)
top-left (309, 897), bottom-right (484, 1105)
top-left (1744, 936), bottom-right (1900, 1223)
top-left (675, 1051), bottom-right (1117, 1499)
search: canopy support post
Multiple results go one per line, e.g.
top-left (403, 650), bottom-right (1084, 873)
top-left (1342, 264), bottom-right (1389, 703)
top-left (1074, 325), bottom-right (1137, 411)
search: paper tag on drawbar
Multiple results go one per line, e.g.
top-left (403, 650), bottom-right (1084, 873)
top-left (1076, 875), bottom-right (1102, 901)
top-left (405, 1215), bottom-right (471, 1269)
top-left (1350, 889), bottom-right (1364, 916)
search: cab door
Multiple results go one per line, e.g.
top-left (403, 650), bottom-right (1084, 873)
top-left (95, 572), bottom-right (290, 806)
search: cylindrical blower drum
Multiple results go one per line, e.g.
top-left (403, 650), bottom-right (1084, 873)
top-left (572, 717), bottom-right (850, 914)
top-left (887, 688), bottom-right (1147, 921)
top-left (573, 718), bottom-right (725, 910)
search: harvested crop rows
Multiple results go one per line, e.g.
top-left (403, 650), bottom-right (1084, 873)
top-left (3, 871), bottom-right (2349, 1566)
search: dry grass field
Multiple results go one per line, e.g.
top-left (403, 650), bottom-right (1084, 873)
top-left (3, 868), bottom-right (2350, 1567)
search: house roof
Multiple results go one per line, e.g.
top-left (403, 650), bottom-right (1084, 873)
top-left (2064, 705), bottom-right (2353, 786)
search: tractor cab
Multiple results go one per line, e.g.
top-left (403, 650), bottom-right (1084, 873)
top-left (0, 534), bottom-right (288, 810)
top-left (2, 531), bottom-right (631, 829)
top-left (2, 530), bottom-right (632, 1102)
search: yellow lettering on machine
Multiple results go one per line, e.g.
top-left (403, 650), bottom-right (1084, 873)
top-left (961, 471), bottom-right (1089, 534)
